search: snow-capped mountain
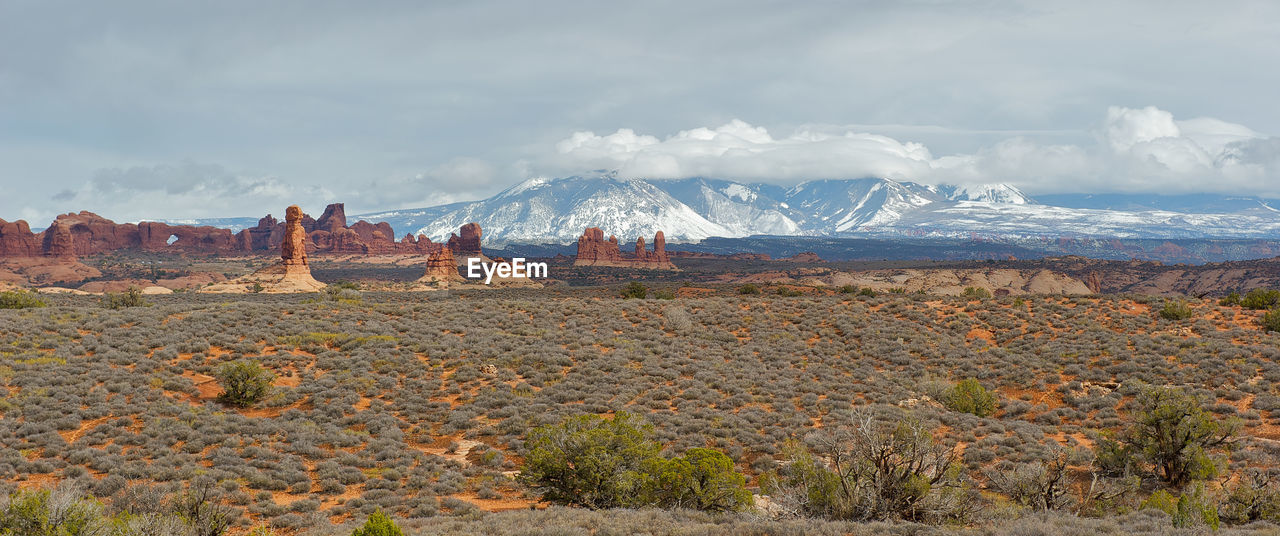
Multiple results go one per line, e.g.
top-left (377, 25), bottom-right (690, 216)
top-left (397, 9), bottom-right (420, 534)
top-left (938, 183), bottom-right (1035, 204)
top-left (339, 175), bottom-right (1280, 244)
top-left (359, 173), bottom-right (735, 244)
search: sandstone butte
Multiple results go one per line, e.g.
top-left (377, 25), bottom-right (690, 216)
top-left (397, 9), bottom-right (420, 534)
top-left (201, 205), bottom-right (326, 293)
top-left (417, 246), bottom-right (464, 284)
top-left (0, 203), bottom-right (482, 260)
top-left (573, 227), bottom-right (678, 270)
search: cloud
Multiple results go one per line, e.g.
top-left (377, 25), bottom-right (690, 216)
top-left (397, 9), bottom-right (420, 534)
top-left (542, 106), bottom-right (1280, 196)
top-left (50, 160), bottom-right (334, 223)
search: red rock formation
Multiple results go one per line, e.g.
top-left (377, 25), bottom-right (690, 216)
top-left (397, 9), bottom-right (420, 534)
top-left (447, 223), bottom-right (483, 257)
top-left (574, 227), bottom-right (677, 270)
top-left (0, 203), bottom-right (476, 260)
top-left (281, 205), bottom-right (308, 267)
top-left (418, 247), bottom-right (462, 282)
top-left (315, 203), bottom-right (347, 233)
top-left (0, 219), bottom-right (41, 256)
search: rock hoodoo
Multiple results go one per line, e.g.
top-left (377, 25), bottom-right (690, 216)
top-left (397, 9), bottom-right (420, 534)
top-left (447, 223), bottom-right (483, 257)
top-left (417, 247), bottom-right (463, 283)
top-left (201, 205), bottom-right (326, 294)
top-left (281, 205), bottom-right (310, 270)
top-left (574, 227), bottom-right (677, 270)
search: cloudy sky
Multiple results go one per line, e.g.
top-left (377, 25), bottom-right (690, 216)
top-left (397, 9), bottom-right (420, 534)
top-left (3, 0), bottom-right (1279, 224)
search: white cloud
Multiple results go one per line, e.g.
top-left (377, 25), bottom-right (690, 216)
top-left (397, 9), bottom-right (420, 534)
top-left (543, 106), bottom-right (1280, 197)
top-left (50, 161), bottom-right (334, 223)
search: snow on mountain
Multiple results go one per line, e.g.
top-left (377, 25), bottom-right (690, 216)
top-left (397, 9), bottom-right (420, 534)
top-left (938, 183), bottom-right (1036, 204)
top-left (348, 175), bottom-right (1280, 243)
top-left (785, 179), bottom-right (941, 231)
top-left (363, 174), bottom-right (735, 245)
top-left (649, 178), bottom-right (801, 236)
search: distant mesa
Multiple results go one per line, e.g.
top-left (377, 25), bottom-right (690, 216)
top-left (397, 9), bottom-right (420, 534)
top-left (574, 227), bottom-right (678, 270)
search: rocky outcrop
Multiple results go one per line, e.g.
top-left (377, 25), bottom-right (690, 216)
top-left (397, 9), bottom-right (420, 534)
top-left (281, 205), bottom-right (309, 268)
top-left (0, 219), bottom-right (41, 257)
top-left (574, 227), bottom-right (678, 270)
top-left (418, 247), bottom-right (462, 283)
top-left (1, 203), bottom-right (475, 260)
top-left (203, 205), bottom-right (325, 294)
top-left (447, 223), bottom-right (483, 257)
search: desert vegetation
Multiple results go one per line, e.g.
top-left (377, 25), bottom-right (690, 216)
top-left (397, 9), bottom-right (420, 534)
top-left (1, 287), bottom-right (1280, 534)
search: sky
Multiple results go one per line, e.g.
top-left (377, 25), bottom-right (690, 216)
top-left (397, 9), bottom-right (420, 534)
top-left (3, 0), bottom-right (1280, 224)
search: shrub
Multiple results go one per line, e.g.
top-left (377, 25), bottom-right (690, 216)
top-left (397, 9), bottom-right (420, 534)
top-left (521, 412), bottom-right (660, 508)
top-left (1242, 288), bottom-right (1280, 310)
top-left (0, 290), bottom-right (45, 309)
top-left (944, 379), bottom-right (997, 418)
top-left (102, 287), bottom-right (148, 309)
top-left (350, 510), bottom-right (402, 536)
top-left (768, 412), bottom-right (964, 522)
top-left (647, 448), bottom-right (751, 512)
top-left (0, 487), bottom-right (108, 535)
top-left (521, 413), bottom-right (746, 512)
top-left (1125, 385), bottom-right (1238, 486)
top-left (838, 285), bottom-right (857, 294)
top-left (1140, 487), bottom-right (1219, 530)
top-left (775, 287), bottom-right (802, 297)
top-left (322, 284), bottom-right (362, 303)
top-left (1158, 300), bottom-right (1193, 321)
top-left (653, 289), bottom-right (676, 300)
top-left (1262, 308), bottom-right (1280, 333)
top-left (737, 284), bottom-right (760, 295)
top-left (620, 282), bottom-right (648, 299)
top-left (1219, 292), bottom-right (1242, 306)
top-left (961, 287), bottom-right (992, 299)
top-left (215, 360), bottom-right (275, 407)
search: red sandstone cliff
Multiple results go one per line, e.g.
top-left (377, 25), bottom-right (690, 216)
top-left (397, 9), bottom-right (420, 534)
top-left (574, 227), bottom-right (677, 270)
top-left (0, 204), bottom-right (481, 259)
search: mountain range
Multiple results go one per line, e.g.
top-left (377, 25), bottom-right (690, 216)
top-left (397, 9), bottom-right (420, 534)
top-left (154, 174), bottom-right (1280, 245)
top-left (352, 174), bottom-right (1280, 245)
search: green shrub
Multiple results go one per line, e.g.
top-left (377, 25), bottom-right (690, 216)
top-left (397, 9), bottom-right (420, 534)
top-left (647, 448), bottom-right (751, 512)
top-left (1262, 308), bottom-right (1280, 333)
top-left (838, 285), bottom-right (857, 294)
top-left (215, 360), bottom-right (275, 407)
top-left (737, 284), bottom-right (760, 295)
top-left (1219, 292), bottom-right (1242, 306)
top-left (653, 289), bottom-right (676, 300)
top-left (351, 511), bottom-right (403, 536)
top-left (1140, 487), bottom-right (1219, 530)
top-left (1242, 288), bottom-right (1280, 310)
top-left (620, 282), bottom-right (648, 299)
top-left (961, 287), bottom-right (992, 299)
top-left (101, 287), bottom-right (148, 309)
top-left (521, 413), bottom-right (748, 511)
top-left (0, 290), bottom-right (45, 309)
top-left (1158, 300), bottom-right (1193, 321)
top-left (1125, 385), bottom-right (1238, 486)
top-left (775, 286), bottom-right (802, 297)
top-left (944, 378), bottom-right (997, 417)
top-left (521, 412), bottom-right (661, 508)
top-left (321, 283), bottom-right (362, 303)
